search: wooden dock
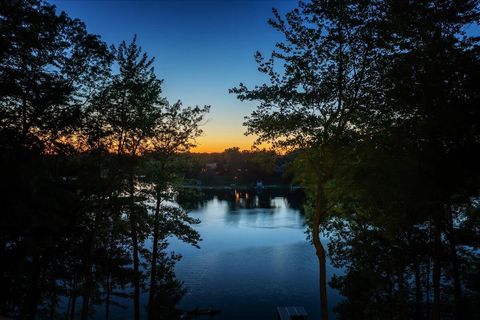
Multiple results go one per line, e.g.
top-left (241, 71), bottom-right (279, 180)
top-left (277, 306), bottom-right (308, 320)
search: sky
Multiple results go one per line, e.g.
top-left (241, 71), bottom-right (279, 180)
top-left (50, 0), bottom-right (298, 152)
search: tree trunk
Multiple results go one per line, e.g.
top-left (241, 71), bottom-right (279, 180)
top-left (22, 254), bottom-right (43, 320)
top-left (105, 222), bottom-right (115, 320)
top-left (131, 216), bottom-right (140, 320)
top-left (432, 210), bottom-right (442, 320)
top-left (66, 276), bottom-right (72, 319)
top-left (49, 281), bottom-right (57, 319)
top-left (105, 272), bottom-right (111, 320)
top-left (398, 266), bottom-right (408, 320)
top-left (414, 256), bottom-right (423, 320)
top-left (313, 187), bottom-right (328, 320)
top-left (425, 255), bottom-right (431, 320)
top-left (148, 192), bottom-right (162, 319)
top-left (446, 205), bottom-right (461, 320)
top-left (69, 272), bottom-right (78, 320)
top-left (81, 230), bottom-right (96, 320)
top-left (386, 270), bottom-right (394, 319)
top-left (129, 173), bottom-right (141, 320)
top-left (81, 206), bottom-right (100, 320)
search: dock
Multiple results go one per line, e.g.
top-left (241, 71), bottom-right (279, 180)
top-left (277, 306), bottom-right (308, 320)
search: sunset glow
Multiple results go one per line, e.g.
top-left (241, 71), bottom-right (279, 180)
top-left (48, 0), bottom-right (297, 154)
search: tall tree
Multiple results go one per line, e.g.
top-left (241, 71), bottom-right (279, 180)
top-left (0, 0), bottom-right (111, 152)
top-left (377, 1), bottom-right (480, 318)
top-left (141, 101), bottom-right (208, 318)
top-left (1, 2), bottom-right (209, 320)
top-left (98, 36), bottom-right (163, 320)
top-left (231, 1), bottom-right (385, 318)
top-left (1, 1), bottom-right (111, 319)
top-left (94, 37), bottom-right (210, 320)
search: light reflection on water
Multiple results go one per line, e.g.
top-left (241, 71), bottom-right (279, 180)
top-left (169, 192), bottom-right (343, 320)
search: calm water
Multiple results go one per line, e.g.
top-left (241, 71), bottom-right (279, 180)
top-left (168, 189), bottom-right (343, 320)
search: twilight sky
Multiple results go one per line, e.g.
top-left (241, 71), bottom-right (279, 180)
top-left (50, 0), bottom-right (297, 152)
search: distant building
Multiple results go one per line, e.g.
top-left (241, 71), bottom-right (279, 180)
top-left (277, 306), bottom-right (308, 320)
top-left (205, 162), bottom-right (218, 170)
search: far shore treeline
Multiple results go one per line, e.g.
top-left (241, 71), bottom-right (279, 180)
top-left (185, 147), bottom-right (295, 187)
top-left (1, 1), bottom-right (480, 320)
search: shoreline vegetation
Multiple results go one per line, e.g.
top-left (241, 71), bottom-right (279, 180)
top-left (179, 184), bottom-right (301, 189)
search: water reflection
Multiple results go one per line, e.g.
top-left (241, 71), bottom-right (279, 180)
top-left (3, 182), bottom-right (479, 319)
top-left (170, 188), bottom-right (342, 320)
top-left (176, 187), bottom-right (305, 212)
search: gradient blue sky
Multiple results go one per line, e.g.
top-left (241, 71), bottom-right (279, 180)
top-left (50, 0), bottom-right (297, 152)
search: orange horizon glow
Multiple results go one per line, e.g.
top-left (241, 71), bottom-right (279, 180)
top-left (189, 120), bottom-right (259, 153)
top-left (190, 136), bottom-right (276, 153)
top-left (191, 136), bottom-right (256, 153)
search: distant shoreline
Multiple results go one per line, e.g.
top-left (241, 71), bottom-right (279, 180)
top-left (179, 184), bottom-right (303, 190)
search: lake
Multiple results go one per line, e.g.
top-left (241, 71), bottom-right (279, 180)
top-left (168, 188), bottom-right (343, 320)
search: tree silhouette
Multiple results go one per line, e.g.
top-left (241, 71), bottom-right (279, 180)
top-left (232, 1), bottom-right (480, 320)
top-left (0, 0), bottom-right (111, 152)
top-left (1, 2), bottom-right (209, 319)
top-left (231, 1), bottom-right (386, 318)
